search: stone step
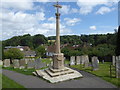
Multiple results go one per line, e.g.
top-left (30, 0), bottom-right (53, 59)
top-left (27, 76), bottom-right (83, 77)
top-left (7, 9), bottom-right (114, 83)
top-left (45, 69), bottom-right (74, 77)
top-left (35, 70), bottom-right (44, 77)
top-left (49, 67), bottom-right (69, 73)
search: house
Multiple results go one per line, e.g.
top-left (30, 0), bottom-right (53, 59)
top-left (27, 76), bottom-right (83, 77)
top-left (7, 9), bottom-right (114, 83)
top-left (23, 50), bottom-right (36, 58)
top-left (4, 45), bottom-right (36, 58)
top-left (46, 45), bottom-right (56, 57)
top-left (4, 45), bottom-right (30, 51)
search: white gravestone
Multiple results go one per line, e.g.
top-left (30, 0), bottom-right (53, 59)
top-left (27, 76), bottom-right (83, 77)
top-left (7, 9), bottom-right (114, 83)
top-left (70, 56), bottom-right (75, 65)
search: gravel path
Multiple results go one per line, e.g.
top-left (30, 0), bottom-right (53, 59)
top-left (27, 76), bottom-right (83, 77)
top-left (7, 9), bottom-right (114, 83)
top-left (2, 69), bottom-right (117, 88)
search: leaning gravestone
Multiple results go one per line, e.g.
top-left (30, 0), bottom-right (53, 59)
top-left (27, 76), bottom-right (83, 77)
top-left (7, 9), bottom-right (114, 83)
top-left (116, 56), bottom-right (120, 78)
top-left (13, 59), bottom-right (20, 68)
top-left (112, 56), bottom-right (116, 66)
top-left (19, 59), bottom-right (26, 69)
top-left (70, 56), bottom-right (75, 65)
top-left (92, 56), bottom-right (99, 71)
top-left (34, 58), bottom-right (46, 69)
top-left (3, 59), bottom-right (10, 67)
top-left (76, 56), bottom-right (80, 65)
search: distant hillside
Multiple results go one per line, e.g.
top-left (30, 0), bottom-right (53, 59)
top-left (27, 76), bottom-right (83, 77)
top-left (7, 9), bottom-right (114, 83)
top-left (2, 32), bottom-right (117, 49)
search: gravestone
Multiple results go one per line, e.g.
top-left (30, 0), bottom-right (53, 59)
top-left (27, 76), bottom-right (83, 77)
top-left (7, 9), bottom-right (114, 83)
top-left (84, 55), bottom-right (89, 68)
top-left (116, 56), bottom-right (120, 78)
top-left (31, 58), bottom-right (35, 61)
top-left (34, 58), bottom-right (46, 69)
top-left (19, 59), bottom-right (26, 69)
top-left (24, 58), bottom-right (29, 64)
top-left (102, 60), bottom-right (104, 64)
top-left (81, 55), bottom-right (85, 65)
top-left (0, 60), bottom-right (3, 66)
top-left (70, 56), bottom-right (75, 65)
top-left (97, 59), bottom-right (99, 64)
top-left (3, 59), bottom-right (10, 67)
top-left (27, 60), bottom-right (35, 69)
top-left (13, 59), bottom-right (20, 68)
top-left (92, 56), bottom-right (99, 71)
top-left (76, 56), bottom-right (80, 65)
top-left (112, 56), bottom-right (116, 66)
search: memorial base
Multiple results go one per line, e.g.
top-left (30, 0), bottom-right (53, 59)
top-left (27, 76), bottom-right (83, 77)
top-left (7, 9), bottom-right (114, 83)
top-left (33, 67), bottom-right (83, 83)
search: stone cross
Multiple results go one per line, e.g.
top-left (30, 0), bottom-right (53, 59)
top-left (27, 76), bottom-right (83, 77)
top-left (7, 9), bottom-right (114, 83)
top-left (53, 2), bottom-right (64, 69)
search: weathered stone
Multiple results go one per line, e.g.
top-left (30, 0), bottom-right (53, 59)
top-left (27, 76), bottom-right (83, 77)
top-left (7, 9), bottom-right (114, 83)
top-left (116, 56), bottom-right (120, 78)
top-left (3, 59), bottom-right (10, 67)
top-left (112, 56), bottom-right (116, 66)
top-left (13, 59), bottom-right (19, 68)
top-left (81, 55), bottom-right (85, 65)
top-left (34, 58), bottom-right (46, 69)
top-left (92, 56), bottom-right (99, 71)
top-left (19, 59), bottom-right (26, 69)
top-left (70, 56), bottom-right (75, 65)
top-left (84, 55), bottom-right (89, 68)
top-left (27, 60), bottom-right (35, 69)
top-left (53, 53), bottom-right (64, 69)
top-left (0, 60), bottom-right (3, 66)
top-left (76, 56), bottom-right (80, 65)
top-left (33, 2), bottom-right (83, 83)
top-left (24, 58), bottom-right (29, 64)
top-left (33, 67), bottom-right (83, 83)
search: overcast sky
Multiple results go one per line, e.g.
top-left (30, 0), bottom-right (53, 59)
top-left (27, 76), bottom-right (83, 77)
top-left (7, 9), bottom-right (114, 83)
top-left (1, 0), bottom-right (119, 40)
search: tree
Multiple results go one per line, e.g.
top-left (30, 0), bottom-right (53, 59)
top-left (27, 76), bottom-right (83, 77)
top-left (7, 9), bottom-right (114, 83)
top-left (33, 34), bottom-right (47, 48)
top-left (20, 34), bottom-right (33, 49)
top-left (115, 26), bottom-right (120, 56)
top-left (4, 48), bottom-right (24, 60)
top-left (35, 45), bottom-right (46, 58)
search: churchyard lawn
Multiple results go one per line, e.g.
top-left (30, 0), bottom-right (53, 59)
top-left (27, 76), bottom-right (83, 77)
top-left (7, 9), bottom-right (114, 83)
top-left (71, 62), bottom-right (120, 87)
top-left (2, 74), bottom-right (25, 88)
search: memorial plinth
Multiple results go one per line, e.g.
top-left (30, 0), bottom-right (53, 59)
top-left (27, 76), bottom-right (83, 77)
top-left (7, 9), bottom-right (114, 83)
top-left (33, 2), bottom-right (83, 83)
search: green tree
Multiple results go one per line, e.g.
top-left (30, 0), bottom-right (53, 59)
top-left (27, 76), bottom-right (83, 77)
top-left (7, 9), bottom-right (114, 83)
top-left (4, 48), bottom-right (24, 60)
top-left (20, 34), bottom-right (33, 49)
top-left (35, 45), bottom-right (46, 58)
top-left (33, 34), bottom-right (47, 48)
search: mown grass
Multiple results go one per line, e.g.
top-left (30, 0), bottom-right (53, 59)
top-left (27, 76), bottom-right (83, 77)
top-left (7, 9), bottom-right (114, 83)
top-left (41, 58), bottom-right (52, 64)
top-left (2, 74), bottom-right (25, 88)
top-left (71, 62), bottom-right (120, 87)
top-left (3, 67), bottom-right (35, 75)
